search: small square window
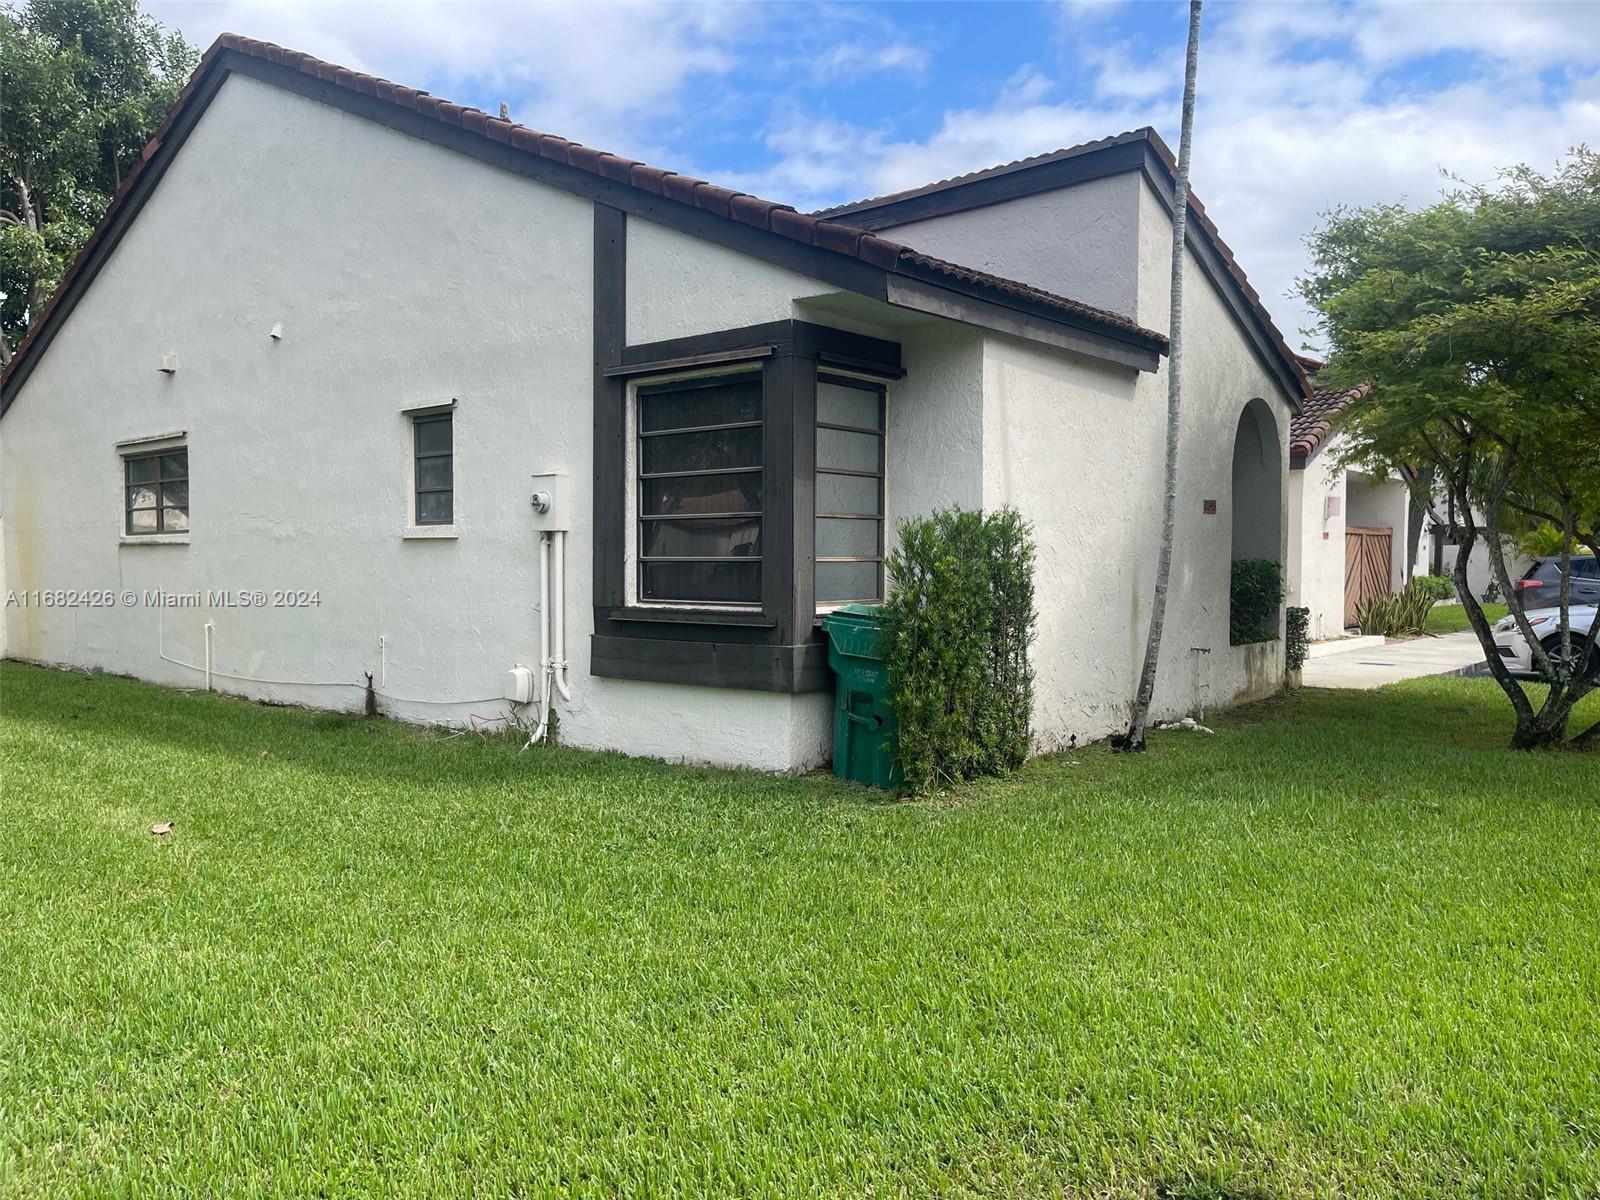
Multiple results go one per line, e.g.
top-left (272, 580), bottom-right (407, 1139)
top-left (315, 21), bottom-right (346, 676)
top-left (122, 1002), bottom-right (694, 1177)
top-left (124, 447), bottom-right (188, 535)
top-left (413, 413), bottom-right (453, 525)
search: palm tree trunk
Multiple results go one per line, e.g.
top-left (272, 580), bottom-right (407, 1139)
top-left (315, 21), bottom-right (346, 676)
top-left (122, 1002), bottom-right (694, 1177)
top-left (1117, 0), bottom-right (1203, 752)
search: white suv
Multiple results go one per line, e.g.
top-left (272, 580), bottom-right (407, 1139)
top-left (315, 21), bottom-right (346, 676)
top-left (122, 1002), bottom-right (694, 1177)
top-left (1492, 606), bottom-right (1598, 679)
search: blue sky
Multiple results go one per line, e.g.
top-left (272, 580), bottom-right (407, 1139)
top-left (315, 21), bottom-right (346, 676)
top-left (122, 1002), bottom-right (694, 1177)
top-left (147, 1), bottom-right (1599, 348)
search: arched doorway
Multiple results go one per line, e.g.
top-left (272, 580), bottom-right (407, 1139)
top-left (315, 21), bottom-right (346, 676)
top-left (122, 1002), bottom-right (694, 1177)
top-left (1231, 398), bottom-right (1281, 564)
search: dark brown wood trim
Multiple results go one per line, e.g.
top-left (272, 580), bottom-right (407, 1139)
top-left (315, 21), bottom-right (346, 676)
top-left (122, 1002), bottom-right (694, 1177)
top-left (592, 203), bottom-right (627, 612)
top-left (603, 346), bottom-right (774, 378)
top-left (815, 134), bottom-right (1302, 408)
top-left (606, 606), bottom-right (777, 628)
top-left (590, 315), bottom-right (898, 693)
top-left (0, 64), bottom-right (231, 414)
top-left (591, 634), bottom-right (829, 692)
top-left (819, 138), bottom-right (1148, 231)
top-left (1132, 150), bottom-right (1304, 409)
top-left (2, 48), bottom-right (1160, 414)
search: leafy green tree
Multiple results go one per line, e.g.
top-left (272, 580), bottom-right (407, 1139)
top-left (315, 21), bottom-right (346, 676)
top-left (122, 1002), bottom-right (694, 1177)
top-left (1, 0), bottom-right (196, 362)
top-left (1300, 152), bottom-right (1600, 750)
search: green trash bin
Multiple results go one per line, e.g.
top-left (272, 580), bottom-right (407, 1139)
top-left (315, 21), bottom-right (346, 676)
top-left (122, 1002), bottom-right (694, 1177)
top-left (819, 604), bottom-right (902, 789)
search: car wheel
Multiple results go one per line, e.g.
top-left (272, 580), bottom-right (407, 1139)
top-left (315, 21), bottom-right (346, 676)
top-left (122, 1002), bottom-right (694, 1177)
top-left (1540, 635), bottom-right (1599, 680)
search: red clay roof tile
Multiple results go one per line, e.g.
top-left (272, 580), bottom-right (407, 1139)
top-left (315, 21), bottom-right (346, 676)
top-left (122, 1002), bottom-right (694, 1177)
top-left (1290, 382), bottom-right (1369, 465)
top-left (0, 32), bottom-right (1171, 405)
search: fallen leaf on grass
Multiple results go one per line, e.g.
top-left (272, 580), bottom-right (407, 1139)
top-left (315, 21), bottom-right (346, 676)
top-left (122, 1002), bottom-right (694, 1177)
top-left (149, 822), bottom-right (173, 836)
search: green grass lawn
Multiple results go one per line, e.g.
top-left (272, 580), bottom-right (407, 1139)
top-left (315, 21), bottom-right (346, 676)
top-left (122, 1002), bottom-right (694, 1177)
top-left (2, 663), bottom-right (1598, 1198)
top-left (1426, 601), bottom-right (1509, 634)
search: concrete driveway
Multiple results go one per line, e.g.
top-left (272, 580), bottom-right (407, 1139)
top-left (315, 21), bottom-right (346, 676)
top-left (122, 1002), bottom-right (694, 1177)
top-left (1301, 630), bottom-right (1490, 689)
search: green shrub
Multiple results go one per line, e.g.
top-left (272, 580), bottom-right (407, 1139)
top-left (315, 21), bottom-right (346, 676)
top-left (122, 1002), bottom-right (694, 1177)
top-left (1415, 574), bottom-right (1455, 602)
top-left (1285, 606), bottom-right (1310, 674)
top-left (883, 506), bottom-right (1036, 794)
top-left (1356, 579), bottom-right (1437, 637)
top-left (1229, 559), bottom-right (1284, 645)
top-left (1517, 523), bottom-right (1570, 558)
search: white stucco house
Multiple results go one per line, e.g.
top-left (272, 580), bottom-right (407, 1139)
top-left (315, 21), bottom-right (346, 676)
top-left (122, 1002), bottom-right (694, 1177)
top-left (1285, 374), bottom-right (1419, 640)
top-left (0, 35), bottom-right (1310, 771)
top-left (1425, 514), bottom-right (1534, 605)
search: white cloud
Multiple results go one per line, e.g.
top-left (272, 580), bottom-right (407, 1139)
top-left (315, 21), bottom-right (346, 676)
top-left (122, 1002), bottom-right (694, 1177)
top-left (144, 0), bottom-right (755, 154)
top-left (753, 0), bottom-right (1600, 349)
top-left (145, 0), bottom-right (1599, 350)
top-left (813, 40), bottom-right (929, 82)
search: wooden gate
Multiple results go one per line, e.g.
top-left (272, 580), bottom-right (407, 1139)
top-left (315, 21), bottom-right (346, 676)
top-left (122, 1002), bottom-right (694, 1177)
top-left (1345, 526), bottom-right (1392, 627)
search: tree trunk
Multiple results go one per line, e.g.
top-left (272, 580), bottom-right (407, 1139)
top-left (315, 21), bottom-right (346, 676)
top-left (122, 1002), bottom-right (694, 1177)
top-left (1117, 0), bottom-right (1203, 752)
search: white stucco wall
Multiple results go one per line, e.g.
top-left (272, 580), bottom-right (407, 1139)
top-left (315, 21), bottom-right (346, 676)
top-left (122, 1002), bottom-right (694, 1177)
top-left (0, 72), bottom-right (831, 772)
top-left (1132, 177), bottom-right (1291, 722)
top-left (1288, 452), bottom-right (1350, 640)
top-left (886, 326), bottom-right (985, 524)
top-left (1436, 529), bottom-right (1534, 604)
top-left (977, 194), bottom-right (1291, 749)
top-left (877, 167), bottom-right (1293, 744)
top-left (1287, 431), bottom-right (1416, 639)
top-left (626, 219), bottom-right (837, 344)
top-left (5, 76), bottom-right (1301, 769)
top-left (870, 173), bottom-right (1144, 321)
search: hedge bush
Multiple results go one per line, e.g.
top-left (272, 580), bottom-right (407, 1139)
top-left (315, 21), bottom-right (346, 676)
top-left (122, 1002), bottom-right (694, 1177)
top-left (1229, 559), bottom-right (1284, 645)
top-left (882, 506), bottom-right (1035, 794)
top-left (1415, 574), bottom-right (1455, 603)
top-left (1285, 606), bottom-right (1310, 674)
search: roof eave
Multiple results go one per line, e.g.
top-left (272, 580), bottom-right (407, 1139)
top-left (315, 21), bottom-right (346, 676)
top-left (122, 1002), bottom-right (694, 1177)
top-left (1, 36), bottom-right (1169, 414)
top-left (814, 127), bottom-right (1310, 413)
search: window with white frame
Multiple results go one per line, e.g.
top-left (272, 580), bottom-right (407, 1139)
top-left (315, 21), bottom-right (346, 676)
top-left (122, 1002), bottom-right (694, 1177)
top-left (814, 375), bottom-right (885, 605)
top-left (124, 446), bottom-right (189, 535)
top-left (635, 373), bottom-right (764, 605)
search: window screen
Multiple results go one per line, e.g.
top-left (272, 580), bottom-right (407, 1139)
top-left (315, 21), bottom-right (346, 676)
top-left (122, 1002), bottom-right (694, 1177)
top-left (636, 374), bottom-right (763, 604)
top-left (814, 375), bottom-right (885, 605)
top-left (413, 413), bottom-right (453, 525)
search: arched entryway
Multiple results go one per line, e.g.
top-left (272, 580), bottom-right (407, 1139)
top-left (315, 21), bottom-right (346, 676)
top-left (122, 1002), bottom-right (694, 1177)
top-left (1231, 397), bottom-right (1281, 564)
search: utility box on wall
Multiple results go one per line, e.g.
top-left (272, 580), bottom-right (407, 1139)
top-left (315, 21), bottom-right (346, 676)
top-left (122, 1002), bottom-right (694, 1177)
top-left (529, 470), bottom-right (569, 531)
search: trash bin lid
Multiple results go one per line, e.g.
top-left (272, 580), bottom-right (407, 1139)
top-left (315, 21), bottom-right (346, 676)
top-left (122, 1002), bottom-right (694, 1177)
top-left (821, 603), bottom-right (887, 659)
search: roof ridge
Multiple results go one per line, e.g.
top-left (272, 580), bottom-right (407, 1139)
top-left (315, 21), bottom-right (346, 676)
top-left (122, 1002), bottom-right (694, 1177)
top-left (810, 124), bottom-right (1310, 404)
top-left (0, 33), bottom-right (1167, 402)
top-left (812, 128), bottom-right (1157, 217)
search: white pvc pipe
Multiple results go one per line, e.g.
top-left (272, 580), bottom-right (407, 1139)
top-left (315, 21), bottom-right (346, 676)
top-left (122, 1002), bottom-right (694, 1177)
top-left (522, 532), bottom-right (555, 750)
top-left (203, 621), bottom-right (214, 691)
top-left (538, 531), bottom-right (551, 707)
top-left (552, 529), bottom-right (571, 702)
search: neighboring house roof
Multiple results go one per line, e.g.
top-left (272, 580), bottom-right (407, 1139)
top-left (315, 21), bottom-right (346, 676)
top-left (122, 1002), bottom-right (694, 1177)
top-left (0, 33), bottom-right (1169, 413)
top-left (815, 128), bottom-right (1312, 408)
top-left (1290, 381), bottom-right (1369, 468)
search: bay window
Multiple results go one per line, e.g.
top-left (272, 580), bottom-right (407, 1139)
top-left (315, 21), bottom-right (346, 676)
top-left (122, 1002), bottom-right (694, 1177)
top-left (595, 318), bottom-right (902, 692)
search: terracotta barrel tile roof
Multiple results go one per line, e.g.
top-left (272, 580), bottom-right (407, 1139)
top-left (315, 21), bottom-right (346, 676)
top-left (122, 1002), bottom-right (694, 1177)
top-left (1290, 382), bottom-right (1370, 465)
top-left (0, 33), bottom-right (1178, 406)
